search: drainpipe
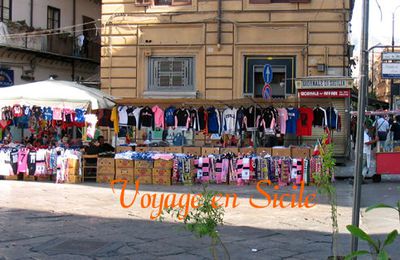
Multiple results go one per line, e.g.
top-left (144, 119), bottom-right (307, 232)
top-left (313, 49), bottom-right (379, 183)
top-left (30, 0), bottom-right (33, 27)
top-left (217, 0), bottom-right (222, 50)
top-left (72, 0), bottom-right (76, 81)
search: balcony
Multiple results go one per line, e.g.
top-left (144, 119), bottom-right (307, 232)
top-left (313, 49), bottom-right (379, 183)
top-left (0, 32), bottom-right (100, 62)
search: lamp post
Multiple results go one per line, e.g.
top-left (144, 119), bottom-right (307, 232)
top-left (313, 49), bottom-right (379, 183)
top-left (390, 5), bottom-right (400, 109)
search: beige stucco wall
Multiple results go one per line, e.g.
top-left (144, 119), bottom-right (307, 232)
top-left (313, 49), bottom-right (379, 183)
top-left (101, 0), bottom-right (352, 100)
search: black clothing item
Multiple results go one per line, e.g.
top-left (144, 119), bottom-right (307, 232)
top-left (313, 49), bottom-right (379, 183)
top-left (97, 109), bottom-right (113, 127)
top-left (99, 143), bottom-right (115, 153)
top-left (313, 107), bottom-right (325, 127)
top-left (28, 151), bottom-right (36, 176)
top-left (236, 106), bottom-right (245, 133)
top-left (138, 106), bottom-right (154, 130)
top-left (188, 109), bottom-right (199, 131)
top-left (391, 123), bottom-right (400, 140)
top-left (197, 107), bottom-right (207, 131)
top-left (244, 106), bottom-right (261, 129)
top-left (126, 106), bottom-right (137, 126)
top-left (259, 107), bottom-right (275, 131)
top-left (31, 106), bottom-right (42, 119)
top-left (174, 108), bottom-right (190, 128)
top-left (10, 149), bottom-right (18, 175)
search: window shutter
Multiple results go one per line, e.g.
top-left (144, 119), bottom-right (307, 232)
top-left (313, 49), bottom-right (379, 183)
top-left (135, 0), bottom-right (152, 6)
top-left (171, 0), bottom-right (192, 6)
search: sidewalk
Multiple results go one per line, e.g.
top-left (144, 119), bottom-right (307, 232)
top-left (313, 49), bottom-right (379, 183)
top-left (0, 175), bottom-right (399, 259)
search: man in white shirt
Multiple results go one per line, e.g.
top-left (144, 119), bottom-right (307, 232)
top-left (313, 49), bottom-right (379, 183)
top-left (351, 121), bottom-right (374, 185)
top-left (374, 116), bottom-right (389, 152)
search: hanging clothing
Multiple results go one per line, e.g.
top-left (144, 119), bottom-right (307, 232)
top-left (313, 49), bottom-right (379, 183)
top-left (188, 108), bottom-right (199, 131)
top-left (313, 107), bottom-right (327, 127)
top-left (152, 105), bottom-right (165, 129)
top-left (296, 107), bottom-right (314, 136)
top-left (164, 106), bottom-right (176, 127)
top-left (207, 107), bottom-right (221, 134)
top-left (286, 107), bottom-right (299, 134)
top-left (138, 106), bottom-right (155, 130)
top-left (326, 107), bottom-right (338, 129)
top-left (110, 107), bottom-right (119, 134)
top-left (174, 108), bottom-right (190, 129)
top-left (118, 106), bottom-right (128, 126)
top-left (243, 106), bottom-right (261, 129)
top-left (236, 106), bottom-right (245, 133)
top-left (259, 107), bottom-right (276, 132)
top-left (197, 106), bottom-right (208, 132)
top-left (277, 108), bottom-right (288, 134)
top-left (222, 107), bottom-right (237, 134)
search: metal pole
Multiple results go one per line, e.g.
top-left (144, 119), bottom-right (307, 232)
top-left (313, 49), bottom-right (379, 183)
top-left (351, 0), bottom-right (369, 255)
top-left (391, 13), bottom-right (395, 109)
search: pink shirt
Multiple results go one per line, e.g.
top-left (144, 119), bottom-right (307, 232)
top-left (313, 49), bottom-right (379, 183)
top-left (152, 105), bottom-right (164, 129)
top-left (53, 108), bottom-right (62, 120)
top-left (277, 108), bottom-right (288, 134)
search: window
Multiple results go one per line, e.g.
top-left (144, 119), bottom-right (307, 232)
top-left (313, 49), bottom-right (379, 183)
top-left (47, 6), bottom-right (60, 29)
top-left (249, 0), bottom-right (310, 4)
top-left (136, 0), bottom-right (191, 6)
top-left (148, 57), bottom-right (194, 91)
top-left (0, 0), bottom-right (11, 22)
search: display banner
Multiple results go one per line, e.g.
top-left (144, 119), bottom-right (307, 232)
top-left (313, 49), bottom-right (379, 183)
top-left (298, 89), bottom-right (350, 98)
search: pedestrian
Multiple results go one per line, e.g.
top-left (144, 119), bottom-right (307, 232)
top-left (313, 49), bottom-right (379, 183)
top-left (390, 115), bottom-right (400, 151)
top-left (374, 115), bottom-right (389, 152)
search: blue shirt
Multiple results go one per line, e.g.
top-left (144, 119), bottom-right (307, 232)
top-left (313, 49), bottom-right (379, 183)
top-left (286, 108), bottom-right (299, 134)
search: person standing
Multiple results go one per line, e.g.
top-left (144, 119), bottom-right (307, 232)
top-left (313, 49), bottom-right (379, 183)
top-left (374, 115), bottom-right (389, 152)
top-left (390, 115), bottom-right (400, 150)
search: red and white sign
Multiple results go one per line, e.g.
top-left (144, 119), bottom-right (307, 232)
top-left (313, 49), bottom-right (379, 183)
top-left (299, 89), bottom-right (350, 98)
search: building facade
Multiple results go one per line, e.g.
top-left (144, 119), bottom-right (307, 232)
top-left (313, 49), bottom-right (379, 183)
top-left (101, 0), bottom-right (354, 99)
top-left (0, 0), bottom-right (101, 87)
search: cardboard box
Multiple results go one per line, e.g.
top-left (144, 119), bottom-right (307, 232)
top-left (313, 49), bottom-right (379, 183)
top-left (5, 175), bottom-right (19, 180)
top-left (149, 147), bottom-right (166, 153)
top-left (165, 146), bottom-right (183, 153)
top-left (183, 147), bottom-right (202, 156)
top-left (153, 175), bottom-right (171, 185)
top-left (23, 175), bottom-right (35, 181)
top-left (115, 171), bottom-right (134, 183)
top-left (202, 147), bottom-right (220, 156)
top-left (152, 168), bottom-right (172, 178)
top-left (195, 132), bottom-right (206, 140)
top-left (97, 166), bottom-right (115, 174)
top-left (67, 175), bottom-right (81, 184)
top-left (135, 175), bottom-right (152, 185)
top-left (240, 147), bottom-right (255, 154)
top-left (135, 146), bottom-right (150, 153)
top-left (221, 147), bottom-right (239, 154)
top-left (256, 147), bottom-right (272, 156)
top-left (68, 158), bottom-right (79, 169)
top-left (116, 168), bottom-right (134, 176)
top-left (153, 160), bottom-right (173, 169)
top-left (272, 147), bottom-right (291, 157)
top-left (194, 140), bottom-right (205, 146)
top-left (115, 159), bottom-right (134, 168)
top-left (291, 147), bottom-right (311, 159)
top-left (96, 174), bottom-right (115, 183)
top-left (135, 160), bottom-right (153, 168)
top-left (116, 146), bottom-right (133, 153)
top-left (97, 158), bottom-right (115, 167)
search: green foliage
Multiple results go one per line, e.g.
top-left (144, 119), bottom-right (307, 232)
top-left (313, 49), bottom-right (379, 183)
top-left (312, 133), bottom-right (339, 259)
top-left (159, 185), bottom-right (230, 260)
top-left (345, 225), bottom-right (398, 260)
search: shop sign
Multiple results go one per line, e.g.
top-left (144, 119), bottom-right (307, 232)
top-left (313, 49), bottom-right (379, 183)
top-left (382, 63), bottom-right (400, 79)
top-left (382, 52), bottom-right (400, 61)
top-left (299, 89), bottom-right (350, 98)
top-left (0, 69), bottom-right (14, 87)
top-left (295, 77), bottom-right (353, 89)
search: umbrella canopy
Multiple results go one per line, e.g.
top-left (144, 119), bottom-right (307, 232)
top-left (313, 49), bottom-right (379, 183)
top-left (0, 79), bottom-right (115, 110)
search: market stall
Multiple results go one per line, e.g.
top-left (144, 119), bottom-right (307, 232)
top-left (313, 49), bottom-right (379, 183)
top-left (0, 79), bottom-right (115, 183)
top-left (296, 77), bottom-right (353, 165)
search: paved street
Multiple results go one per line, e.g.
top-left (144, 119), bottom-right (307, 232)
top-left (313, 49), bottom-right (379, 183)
top-left (0, 169), bottom-right (399, 260)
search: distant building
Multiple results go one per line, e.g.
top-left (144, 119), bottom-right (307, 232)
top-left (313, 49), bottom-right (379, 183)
top-left (0, 0), bottom-right (101, 87)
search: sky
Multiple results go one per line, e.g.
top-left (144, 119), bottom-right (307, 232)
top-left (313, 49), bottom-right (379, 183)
top-left (351, 0), bottom-right (400, 54)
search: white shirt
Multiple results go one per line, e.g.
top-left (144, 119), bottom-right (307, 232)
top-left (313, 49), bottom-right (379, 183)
top-left (118, 106), bottom-right (128, 125)
top-left (222, 108), bottom-right (237, 134)
top-left (363, 130), bottom-right (371, 155)
top-left (374, 117), bottom-right (390, 132)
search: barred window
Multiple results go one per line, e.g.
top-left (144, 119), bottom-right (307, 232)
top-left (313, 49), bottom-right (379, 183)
top-left (0, 0), bottom-right (11, 22)
top-left (148, 57), bottom-right (194, 91)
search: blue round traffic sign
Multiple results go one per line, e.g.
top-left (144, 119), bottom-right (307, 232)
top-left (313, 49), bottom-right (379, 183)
top-left (263, 64), bottom-right (273, 84)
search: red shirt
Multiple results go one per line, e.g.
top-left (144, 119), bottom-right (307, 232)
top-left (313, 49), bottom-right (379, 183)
top-left (296, 107), bottom-right (314, 136)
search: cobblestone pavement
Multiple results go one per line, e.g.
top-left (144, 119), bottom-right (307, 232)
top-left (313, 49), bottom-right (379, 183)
top-left (0, 171), bottom-right (399, 260)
